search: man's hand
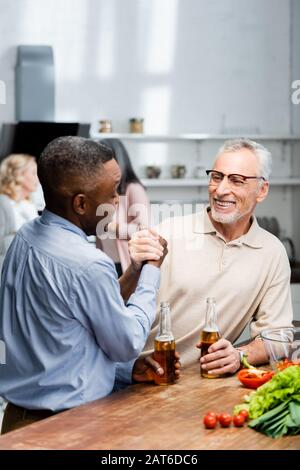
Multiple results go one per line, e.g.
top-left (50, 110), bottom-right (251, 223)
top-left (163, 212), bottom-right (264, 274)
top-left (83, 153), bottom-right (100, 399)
top-left (129, 229), bottom-right (168, 271)
top-left (132, 352), bottom-right (181, 383)
top-left (198, 338), bottom-right (240, 376)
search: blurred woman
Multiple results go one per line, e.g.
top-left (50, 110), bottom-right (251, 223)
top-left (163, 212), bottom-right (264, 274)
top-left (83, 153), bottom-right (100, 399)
top-left (98, 139), bottom-right (151, 276)
top-left (0, 154), bottom-right (39, 275)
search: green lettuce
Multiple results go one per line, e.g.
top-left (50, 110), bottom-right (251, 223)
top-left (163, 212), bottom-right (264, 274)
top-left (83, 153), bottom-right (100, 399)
top-left (234, 366), bottom-right (300, 438)
top-left (247, 366), bottom-right (300, 419)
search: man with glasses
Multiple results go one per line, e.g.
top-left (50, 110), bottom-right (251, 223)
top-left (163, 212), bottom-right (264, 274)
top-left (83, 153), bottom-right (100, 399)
top-left (130, 138), bottom-right (293, 374)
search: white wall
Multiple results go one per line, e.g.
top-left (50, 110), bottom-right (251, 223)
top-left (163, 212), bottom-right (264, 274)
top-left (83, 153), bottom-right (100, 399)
top-left (0, 0), bottom-right (298, 253)
top-left (0, 0), bottom-right (291, 132)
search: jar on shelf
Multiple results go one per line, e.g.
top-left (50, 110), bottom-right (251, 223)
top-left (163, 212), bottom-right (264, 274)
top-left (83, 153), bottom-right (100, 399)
top-left (99, 120), bottom-right (112, 133)
top-left (145, 165), bottom-right (161, 179)
top-left (129, 118), bottom-right (144, 133)
top-left (171, 164), bottom-right (186, 179)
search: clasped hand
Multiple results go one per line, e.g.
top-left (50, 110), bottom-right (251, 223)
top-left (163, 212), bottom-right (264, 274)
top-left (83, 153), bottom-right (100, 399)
top-left (128, 228), bottom-right (168, 271)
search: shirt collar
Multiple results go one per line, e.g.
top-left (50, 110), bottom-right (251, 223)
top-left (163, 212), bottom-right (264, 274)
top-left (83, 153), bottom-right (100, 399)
top-left (239, 216), bottom-right (263, 248)
top-left (193, 206), bottom-right (263, 248)
top-left (40, 209), bottom-right (88, 241)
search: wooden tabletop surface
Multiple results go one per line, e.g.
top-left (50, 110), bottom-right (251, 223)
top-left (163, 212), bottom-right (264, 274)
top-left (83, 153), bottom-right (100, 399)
top-left (0, 364), bottom-right (299, 450)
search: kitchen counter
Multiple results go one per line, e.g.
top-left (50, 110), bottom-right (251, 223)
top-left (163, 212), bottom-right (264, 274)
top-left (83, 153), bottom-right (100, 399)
top-left (0, 364), bottom-right (299, 450)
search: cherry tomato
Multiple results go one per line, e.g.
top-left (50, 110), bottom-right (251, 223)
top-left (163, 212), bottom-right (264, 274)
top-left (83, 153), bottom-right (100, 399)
top-left (203, 414), bottom-right (217, 429)
top-left (233, 414), bottom-right (245, 427)
top-left (238, 409), bottom-right (249, 421)
top-left (205, 412), bottom-right (218, 420)
top-left (218, 412), bottom-right (231, 428)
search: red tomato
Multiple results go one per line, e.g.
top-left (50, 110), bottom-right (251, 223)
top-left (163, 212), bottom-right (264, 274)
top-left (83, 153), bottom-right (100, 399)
top-left (203, 414), bottom-right (217, 429)
top-left (238, 409), bottom-right (249, 421)
top-left (237, 369), bottom-right (274, 389)
top-left (218, 412), bottom-right (231, 428)
top-left (205, 412), bottom-right (218, 420)
top-left (233, 414), bottom-right (245, 427)
top-left (276, 359), bottom-right (299, 371)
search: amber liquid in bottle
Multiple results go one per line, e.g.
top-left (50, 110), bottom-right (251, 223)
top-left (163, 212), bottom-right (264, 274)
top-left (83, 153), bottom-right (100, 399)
top-left (153, 339), bottom-right (176, 385)
top-left (200, 329), bottom-right (221, 378)
top-left (200, 298), bottom-right (221, 379)
top-left (153, 302), bottom-right (176, 386)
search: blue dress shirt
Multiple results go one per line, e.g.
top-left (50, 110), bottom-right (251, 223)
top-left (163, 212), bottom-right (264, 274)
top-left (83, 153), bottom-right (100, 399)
top-left (0, 210), bottom-right (160, 411)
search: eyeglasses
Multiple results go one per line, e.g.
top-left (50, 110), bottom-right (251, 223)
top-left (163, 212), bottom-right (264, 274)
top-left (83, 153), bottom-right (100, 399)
top-left (206, 170), bottom-right (266, 188)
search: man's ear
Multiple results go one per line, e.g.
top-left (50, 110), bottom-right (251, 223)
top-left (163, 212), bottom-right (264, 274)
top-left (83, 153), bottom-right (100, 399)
top-left (73, 193), bottom-right (87, 215)
top-left (256, 181), bottom-right (269, 203)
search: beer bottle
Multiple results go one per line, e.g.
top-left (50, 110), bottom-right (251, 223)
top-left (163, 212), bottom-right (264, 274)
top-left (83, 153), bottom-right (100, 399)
top-left (153, 301), bottom-right (176, 385)
top-left (200, 297), bottom-right (221, 378)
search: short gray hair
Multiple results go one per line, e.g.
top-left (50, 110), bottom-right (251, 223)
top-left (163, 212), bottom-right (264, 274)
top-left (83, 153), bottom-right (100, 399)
top-left (216, 138), bottom-right (272, 181)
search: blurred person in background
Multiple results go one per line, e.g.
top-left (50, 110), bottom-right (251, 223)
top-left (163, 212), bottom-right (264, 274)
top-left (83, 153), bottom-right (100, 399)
top-left (97, 139), bottom-right (150, 277)
top-left (0, 154), bottom-right (38, 420)
top-left (0, 154), bottom-right (39, 276)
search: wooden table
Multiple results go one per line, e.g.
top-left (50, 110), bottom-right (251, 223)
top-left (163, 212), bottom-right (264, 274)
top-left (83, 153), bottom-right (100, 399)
top-left (0, 364), bottom-right (299, 450)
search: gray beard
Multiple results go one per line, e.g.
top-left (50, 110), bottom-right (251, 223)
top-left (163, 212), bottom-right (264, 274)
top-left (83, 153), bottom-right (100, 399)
top-left (210, 206), bottom-right (243, 224)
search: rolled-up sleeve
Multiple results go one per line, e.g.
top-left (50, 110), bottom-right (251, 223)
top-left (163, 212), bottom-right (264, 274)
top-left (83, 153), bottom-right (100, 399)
top-left (114, 359), bottom-right (135, 389)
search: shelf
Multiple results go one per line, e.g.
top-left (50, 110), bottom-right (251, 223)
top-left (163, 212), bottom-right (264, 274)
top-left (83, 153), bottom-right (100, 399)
top-left (270, 178), bottom-right (300, 186)
top-left (91, 132), bottom-right (300, 142)
top-left (142, 178), bottom-right (206, 187)
top-left (141, 178), bottom-right (300, 187)
top-left (91, 131), bottom-right (300, 187)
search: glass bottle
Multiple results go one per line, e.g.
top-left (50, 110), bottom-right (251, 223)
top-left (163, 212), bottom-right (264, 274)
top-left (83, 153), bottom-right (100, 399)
top-left (153, 301), bottom-right (176, 385)
top-left (200, 297), bottom-right (221, 378)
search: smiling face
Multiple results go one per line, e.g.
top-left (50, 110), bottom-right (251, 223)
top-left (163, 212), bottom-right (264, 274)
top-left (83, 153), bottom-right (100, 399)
top-left (208, 148), bottom-right (269, 227)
